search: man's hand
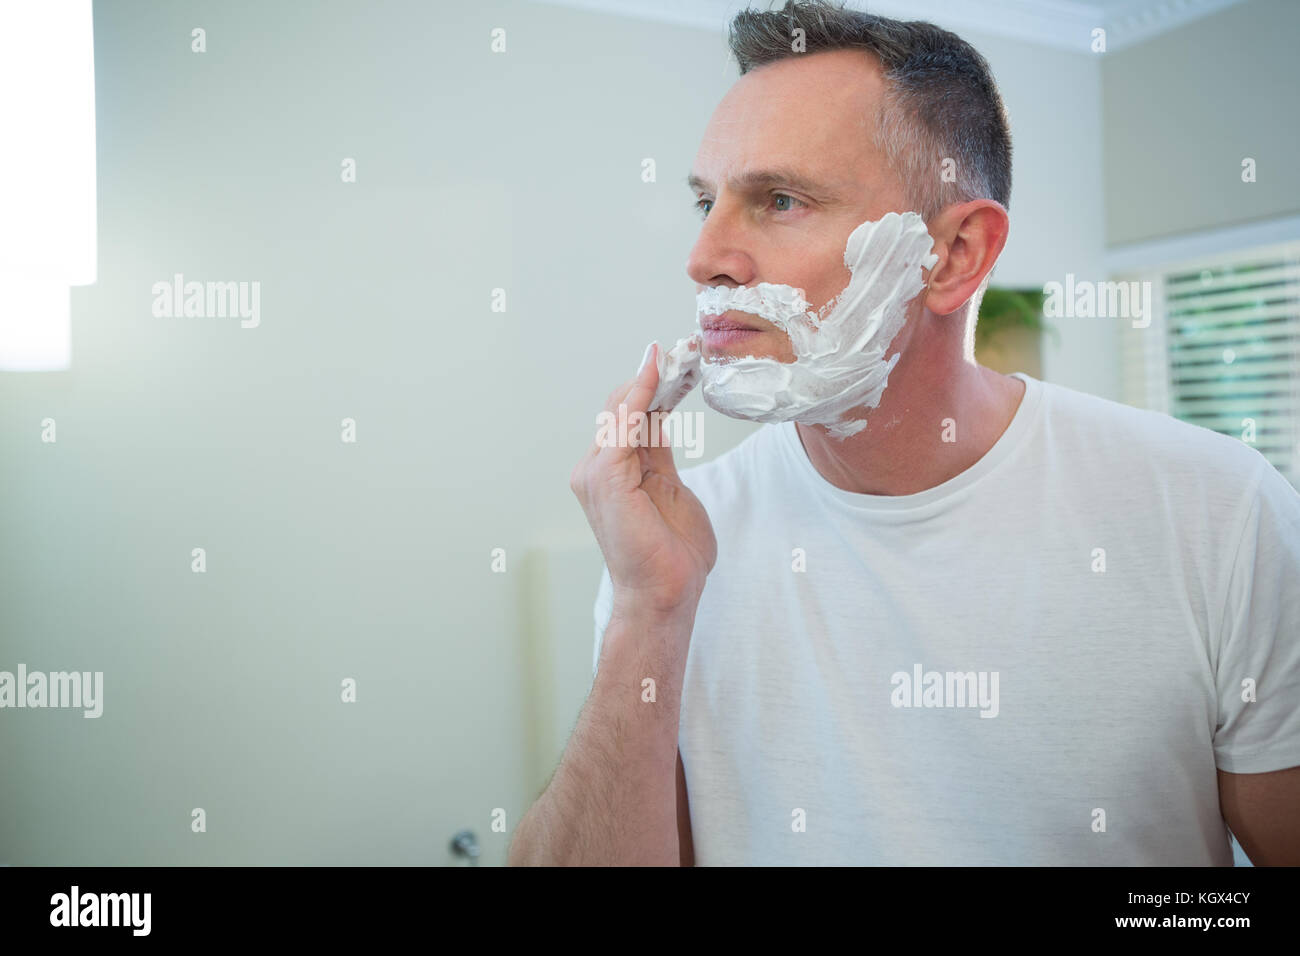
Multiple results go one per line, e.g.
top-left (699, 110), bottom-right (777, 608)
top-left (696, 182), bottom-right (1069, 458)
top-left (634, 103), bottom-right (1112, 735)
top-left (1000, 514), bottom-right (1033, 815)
top-left (571, 342), bottom-right (717, 643)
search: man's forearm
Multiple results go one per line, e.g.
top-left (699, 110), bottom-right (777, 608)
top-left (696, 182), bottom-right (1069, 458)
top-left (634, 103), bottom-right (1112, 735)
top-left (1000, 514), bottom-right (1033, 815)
top-left (509, 615), bottom-right (688, 866)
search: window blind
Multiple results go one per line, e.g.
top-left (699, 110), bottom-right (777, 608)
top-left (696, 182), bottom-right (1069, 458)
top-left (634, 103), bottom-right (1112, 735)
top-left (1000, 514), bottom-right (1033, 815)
top-left (1119, 241), bottom-right (1300, 487)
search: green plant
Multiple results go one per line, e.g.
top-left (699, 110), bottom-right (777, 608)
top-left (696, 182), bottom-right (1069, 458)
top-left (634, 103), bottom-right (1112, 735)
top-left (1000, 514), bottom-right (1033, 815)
top-left (975, 286), bottom-right (1057, 351)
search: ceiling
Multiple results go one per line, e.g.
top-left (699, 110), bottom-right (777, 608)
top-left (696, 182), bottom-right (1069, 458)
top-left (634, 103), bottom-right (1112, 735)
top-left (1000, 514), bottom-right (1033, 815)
top-left (528, 0), bottom-right (1249, 52)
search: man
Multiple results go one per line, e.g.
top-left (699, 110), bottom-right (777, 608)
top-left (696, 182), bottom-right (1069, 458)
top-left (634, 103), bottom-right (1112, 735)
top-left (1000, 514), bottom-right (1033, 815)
top-left (508, 1), bottom-right (1300, 865)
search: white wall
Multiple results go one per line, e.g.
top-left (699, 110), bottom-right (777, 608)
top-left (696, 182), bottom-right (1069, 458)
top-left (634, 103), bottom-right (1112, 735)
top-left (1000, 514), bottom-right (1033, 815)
top-left (0, 0), bottom-right (1110, 864)
top-left (1103, 0), bottom-right (1300, 246)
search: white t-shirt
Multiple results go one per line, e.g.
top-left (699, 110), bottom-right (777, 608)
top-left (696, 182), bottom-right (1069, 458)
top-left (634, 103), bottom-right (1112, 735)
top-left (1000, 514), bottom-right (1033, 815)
top-left (592, 371), bottom-right (1300, 865)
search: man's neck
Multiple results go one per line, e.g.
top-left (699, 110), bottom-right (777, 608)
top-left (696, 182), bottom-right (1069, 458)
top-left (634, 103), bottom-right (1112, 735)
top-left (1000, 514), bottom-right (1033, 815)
top-left (794, 350), bottom-right (1027, 497)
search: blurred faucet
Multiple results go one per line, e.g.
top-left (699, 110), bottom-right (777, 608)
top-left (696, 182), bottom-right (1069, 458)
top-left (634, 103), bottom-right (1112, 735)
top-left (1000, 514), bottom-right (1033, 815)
top-left (450, 829), bottom-right (480, 866)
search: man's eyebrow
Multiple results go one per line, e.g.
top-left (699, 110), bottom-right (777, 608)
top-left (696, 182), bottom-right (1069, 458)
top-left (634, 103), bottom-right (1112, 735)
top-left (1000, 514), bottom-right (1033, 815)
top-left (686, 168), bottom-right (843, 201)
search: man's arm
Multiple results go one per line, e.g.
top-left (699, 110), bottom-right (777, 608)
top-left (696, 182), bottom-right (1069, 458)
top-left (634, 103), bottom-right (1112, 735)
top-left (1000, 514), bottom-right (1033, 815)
top-left (1212, 460), bottom-right (1300, 865)
top-left (1218, 765), bottom-right (1300, 865)
top-left (509, 343), bottom-right (713, 866)
top-left (508, 612), bottom-right (691, 866)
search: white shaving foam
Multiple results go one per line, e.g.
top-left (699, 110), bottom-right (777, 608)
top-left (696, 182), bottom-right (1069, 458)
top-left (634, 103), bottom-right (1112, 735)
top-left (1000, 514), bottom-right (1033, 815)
top-left (650, 334), bottom-right (703, 412)
top-left (694, 210), bottom-right (938, 439)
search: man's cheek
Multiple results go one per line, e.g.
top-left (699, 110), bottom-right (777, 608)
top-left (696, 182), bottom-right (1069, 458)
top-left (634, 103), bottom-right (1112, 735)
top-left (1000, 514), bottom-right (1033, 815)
top-left (693, 210), bottom-right (937, 437)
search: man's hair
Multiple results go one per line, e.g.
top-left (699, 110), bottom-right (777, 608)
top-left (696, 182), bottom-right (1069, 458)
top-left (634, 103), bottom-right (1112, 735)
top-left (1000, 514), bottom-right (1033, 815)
top-left (728, 0), bottom-right (1012, 224)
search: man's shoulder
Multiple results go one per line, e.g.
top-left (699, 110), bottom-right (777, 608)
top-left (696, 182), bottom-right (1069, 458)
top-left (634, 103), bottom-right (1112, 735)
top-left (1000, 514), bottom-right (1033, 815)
top-left (1036, 376), bottom-right (1268, 488)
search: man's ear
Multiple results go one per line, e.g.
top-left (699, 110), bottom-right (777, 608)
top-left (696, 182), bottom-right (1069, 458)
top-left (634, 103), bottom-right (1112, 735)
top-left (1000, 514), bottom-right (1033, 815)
top-left (922, 200), bottom-right (1009, 317)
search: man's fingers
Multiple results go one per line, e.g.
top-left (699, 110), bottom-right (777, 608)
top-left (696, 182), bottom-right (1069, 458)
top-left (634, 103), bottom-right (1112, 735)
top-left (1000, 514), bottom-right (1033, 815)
top-left (619, 341), bottom-right (660, 419)
top-left (593, 343), bottom-right (660, 462)
top-left (603, 378), bottom-right (635, 416)
top-left (576, 341), bottom-right (688, 516)
top-left (601, 342), bottom-right (659, 416)
top-left (638, 421), bottom-right (682, 482)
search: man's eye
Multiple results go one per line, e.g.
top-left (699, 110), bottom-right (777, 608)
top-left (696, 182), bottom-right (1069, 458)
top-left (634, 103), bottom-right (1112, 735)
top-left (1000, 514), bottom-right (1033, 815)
top-left (693, 193), bottom-right (805, 219)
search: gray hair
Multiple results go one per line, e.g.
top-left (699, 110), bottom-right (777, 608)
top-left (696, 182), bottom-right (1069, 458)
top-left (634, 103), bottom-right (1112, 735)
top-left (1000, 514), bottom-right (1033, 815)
top-left (727, 0), bottom-right (1012, 224)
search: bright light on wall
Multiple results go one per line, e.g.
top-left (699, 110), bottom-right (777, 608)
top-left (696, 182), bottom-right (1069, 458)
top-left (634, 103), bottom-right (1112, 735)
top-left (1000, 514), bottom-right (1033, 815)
top-left (0, 0), bottom-right (98, 372)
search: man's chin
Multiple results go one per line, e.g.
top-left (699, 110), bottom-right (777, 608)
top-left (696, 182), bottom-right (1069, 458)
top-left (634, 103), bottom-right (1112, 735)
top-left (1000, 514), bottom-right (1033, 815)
top-left (701, 344), bottom-right (796, 365)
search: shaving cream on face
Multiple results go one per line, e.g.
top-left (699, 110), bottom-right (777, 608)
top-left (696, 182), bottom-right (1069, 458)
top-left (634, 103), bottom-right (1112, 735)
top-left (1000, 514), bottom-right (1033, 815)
top-left (649, 333), bottom-right (703, 413)
top-left (695, 210), bottom-right (939, 439)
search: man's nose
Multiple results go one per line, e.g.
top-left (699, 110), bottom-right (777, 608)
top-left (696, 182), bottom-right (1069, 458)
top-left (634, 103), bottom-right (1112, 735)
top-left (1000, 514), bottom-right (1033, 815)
top-left (685, 199), bottom-right (756, 289)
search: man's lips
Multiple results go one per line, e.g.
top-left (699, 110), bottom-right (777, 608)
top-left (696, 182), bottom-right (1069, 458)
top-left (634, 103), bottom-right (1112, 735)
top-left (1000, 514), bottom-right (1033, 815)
top-left (700, 312), bottom-right (766, 349)
top-left (700, 312), bottom-right (763, 332)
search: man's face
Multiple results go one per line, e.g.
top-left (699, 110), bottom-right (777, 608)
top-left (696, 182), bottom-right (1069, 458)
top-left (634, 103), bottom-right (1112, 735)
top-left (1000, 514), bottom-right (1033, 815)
top-left (686, 50), bottom-right (910, 365)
